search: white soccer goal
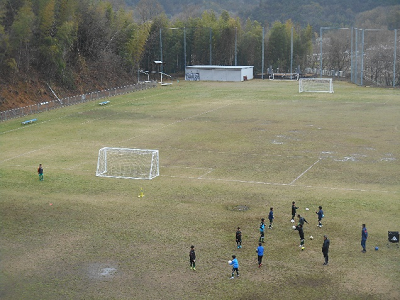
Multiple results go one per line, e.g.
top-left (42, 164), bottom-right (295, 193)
top-left (96, 147), bottom-right (159, 180)
top-left (299, 78), bottom-right (334, 93)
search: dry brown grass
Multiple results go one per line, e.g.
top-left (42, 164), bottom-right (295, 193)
top-left (1, 80), bottom-right (399, 299)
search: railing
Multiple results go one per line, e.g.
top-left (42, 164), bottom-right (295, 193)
top-left (0, 81), bottom-right (157, 122)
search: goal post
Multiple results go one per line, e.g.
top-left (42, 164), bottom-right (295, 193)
top-left (299, 78), bottom-right (334, 93)
top-left (96, 147), bottom-right (159, 180)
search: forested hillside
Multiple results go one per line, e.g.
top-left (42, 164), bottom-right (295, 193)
top-left (129, 0), bottom-right (399, 29)
top-left (0, 0), bottom-right (149, 110)
top-left (0, 0), bottom-right (399, 111)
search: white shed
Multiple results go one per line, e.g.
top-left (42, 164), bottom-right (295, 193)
top-left (185, 65), bottom-right (254, 82)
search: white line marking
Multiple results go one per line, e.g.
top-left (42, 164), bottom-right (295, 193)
top-left (160, 174), bottom-right (396, 194)
top-left (289, 158), bottom-right (321, 185)
top-left (1, 145), bottom-right (53, 163)
top-left (198, 169), bottom-right (214, 179)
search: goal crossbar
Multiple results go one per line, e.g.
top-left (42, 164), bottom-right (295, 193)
top-left (96, 147), bottom-right (159, 180)
top-left (299, 78), bottom-right (334, 93)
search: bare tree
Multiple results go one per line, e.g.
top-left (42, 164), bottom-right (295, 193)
top-left (324, 30), bottom-right (351, 73)
top-left (135, 0), bottom-right (164, 24)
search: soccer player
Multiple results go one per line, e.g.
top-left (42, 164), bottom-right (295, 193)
top-left (322, 235), bottom-right (330, 265)
top-left (361, 224), bottom-right (368, 253)
top-left (236, 227), bottom-right (242, 249)
top-left (229, 255), bottom-right (239, 279)
top-left (256, 242), bottom-right (264, 267)
top-left (297, 214), bottom-right (308, 227)
top-left (291, 201), bottom-right (298, 221)
top-left (189, 245), bottom-right (196, 270)
top-left (259, 218), bottom-right (266, 243)
top-left (268, 207), bottom-right (274, 229)
top-left (295, 223), bottom-right (305, 249)
top-left (38, 164), bottom-right (44, 181)
top-left (316, 206), bottom-right (324, 227)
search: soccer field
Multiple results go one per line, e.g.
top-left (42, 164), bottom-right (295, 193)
top-left (1, 80), bottom-right (399, 299)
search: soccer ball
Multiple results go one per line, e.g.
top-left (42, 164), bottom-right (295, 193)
top-left (375, 246), bottom-right (379, 251)
top-left (292, 225), bottom-right (296, 230)
top-left (301, 247), bottom-right (305, 251)
top-left (291, 219), bottom-right (295, 223)
top-left (309, 236), bottom-right (313, 240)
top-left (228, 260), bottom-right (232, 264)
top-left (305, 208), bottom-right (309, 211)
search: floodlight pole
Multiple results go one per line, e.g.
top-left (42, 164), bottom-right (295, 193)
top-left (351, 27), bottom-right (353, 83)
top-left (235, 27), bottom-right (237, 66)
top-left (290, 27), bottom-right (293, 79)
top-left (361, 29), bottom-right (365, 86)
top-left (320, 27), bottom-right (324, 78)
top-left (394, 29), bottom-right (397, 88)
top-left (184, 27), bottom-right (187, 71)
top-left (209, 28), bottom-right (212, 65)
top-left (160, 28), bottom-right (163, 73)
top-left (355, 28), bottom-right (359, 85)
top-left (262, 27), bottom-right (265, 80)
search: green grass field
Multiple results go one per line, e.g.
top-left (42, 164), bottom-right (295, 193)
top-left (1, 80), bottom-right (399, 300)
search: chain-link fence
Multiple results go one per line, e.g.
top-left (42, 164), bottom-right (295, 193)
top-left (351, 28), bottom-right (398, 87)
top-left (315, 27), bottom-right (399, 87)
top-left (0, 81), bottom-right (157, 122)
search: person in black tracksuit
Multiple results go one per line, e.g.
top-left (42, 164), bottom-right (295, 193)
top-left (322, 235), bottom-right (330, 265)
top-left (297, 214), bottom-right (308, 227)
top-left (189, 245), bottom-right (196, 270)
top-left (295, 224), bottom-right (305, 248)
top-left (291, 201), bottom-right (298, 221)
top-left (236, 227), bottom-right (242, 249)
top-left (268, 207), bottom-right (274, 229)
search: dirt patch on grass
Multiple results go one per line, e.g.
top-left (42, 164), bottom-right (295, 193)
top-left (86, 262), bottom-right (119, 280)
top-left (228, 205), bottom-right (250, 211)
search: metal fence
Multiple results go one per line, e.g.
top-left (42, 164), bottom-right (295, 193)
top-left (316, 27), bottom-right (399, 87)
top-left (0, 81), bottom-right (157, 122)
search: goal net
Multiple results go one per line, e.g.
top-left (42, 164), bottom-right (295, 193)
top-left (96, 147), bottom-right (159, 180)
top-left (299, 78), bottom-right (334, 93)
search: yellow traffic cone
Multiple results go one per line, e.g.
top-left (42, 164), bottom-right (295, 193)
top-left (138, 187), bottom-right (144, 198)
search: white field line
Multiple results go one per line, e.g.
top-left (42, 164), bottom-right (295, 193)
top-left (160, 174), bottom-right (396, 194)
top-left (288, 158), bottom-right (321, 185)
top-left (0, 89), bottom-right (173, 134)
top-left (197, 169), bottom-right (214, 179)
top-left (0, 90), bottom-right (174, 163)
top-left (79, 90), bottom-right (175, 125)
top-left (4, 161), bottom-right (396, 194)
top-left (160, 165), bottom-right (214, 179)
top-left (1, 145), bottom-right (54, 163)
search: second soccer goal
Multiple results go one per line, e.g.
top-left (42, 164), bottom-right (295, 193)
top-left (96, 147), bottom-right (159, 180)
top-left (299, 78), bottom-right (334, 93)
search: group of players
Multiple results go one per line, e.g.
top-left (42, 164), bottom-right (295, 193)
top-left (229, 202), bottom-right (328, 278)
top-left (189, 201), bottom-right (329, 279)
top-left (290, 201), bottom-right (325, 249)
